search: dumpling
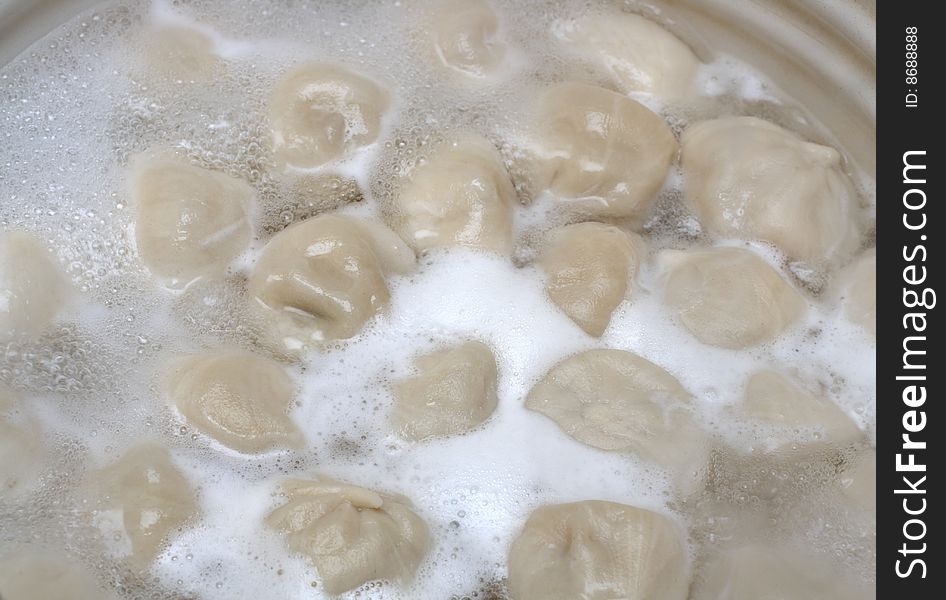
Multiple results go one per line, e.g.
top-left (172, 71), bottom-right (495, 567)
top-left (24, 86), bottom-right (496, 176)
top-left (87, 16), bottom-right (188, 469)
top-left (840, 249), bottom-right (875, 336)
top-left (839, 448), bottom-right (876, 515)
top-left (681, 117), bottom-right (862, 265)
top-left (660, 246), bottom-right (805, 348)
top-left (553, 12), bottom-right (699, 97)
top-left (538, 222), bottom-right (645, 336)
top-left (266, 477), bottom-right (430, 594)
top-left (89, 443), bottom-right (198, 566)
top-left (0, 385), bottom-right (44, 496)
top-left (0, 553), bottom-right (117, 600)
top-left (165, 350), bottom-right (303, 453)
top-left (267, 63), bottom-right (390, 170)
top-left (248, 214), bottom-right (415, 353)
top-left (0, 231), bottom-right (68, 341)
top-left (429, 0), bottom-right (507, 78)
top-left (740, 370), bottom-right (862, 455)
top-left (508, 500), bottom-right (689, 600)
top-left (132, 150), bottom-right (254, 287)
top-left (392, 341), bottom-right (499, 440)
top-left (394, 133), bottom-right (516, 253)
top-left (534, 82), bottom-right (677, 219)
top-left (694, 545), bottom-right (871, 600)
top-left (525, 349), bottom-right (706, 477)
top-left (143, 24), bottom-right (218, 83)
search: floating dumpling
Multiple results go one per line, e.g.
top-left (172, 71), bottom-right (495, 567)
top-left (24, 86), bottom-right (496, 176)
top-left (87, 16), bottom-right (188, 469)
top-left (132, 150), bottom-right (254, 287)
top-left (266, 477), bottom-right (430, 594)
top-left (0, 231), bottom-right (68, 340)
top-left (660, 246), bottom-right (805, 348)
top-left (165, 350), bottom-right (303, 453)
top-left (268, 63), bottom-right (390, 170)
top-left (741, 370), bottom-right (862, 454)
top-left (429, 0), bottom-right (507, 78)
top-left (694, 545), bottom-right (871, 600)
top-left (392, 341), bottom-right (499, 440)
top-left (538, 222), bottom-right (645, 336)
top-left (553, 12), bottom-right (699, 96)
top-left (248, 214), bottom-right (414, 353)
top-left (90, 443), bottom-right (198, 566)
top-left (0, 553), bottom-right (117, 600)
top-left (508, 501), bottom-right (689, 600)
top-left (840, 249), bottom-right (875, 336)
top-left (839, 448), bottom-right (876, 515)
top-left (526, 349), bottom-right (706, 477)
top-left (143, 24), bottom-right (218, 82)
top-left (0, 386), bottom-right (44, 496)
top-left (534, 82), bottom-right (677, 219)
top-left (681, 117), bottom-right (862, 265)
top-left (394, 134), bottom-right (516, 253)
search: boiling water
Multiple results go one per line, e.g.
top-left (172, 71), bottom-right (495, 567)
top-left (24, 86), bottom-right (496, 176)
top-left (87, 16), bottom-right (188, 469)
top-left (0, 0), bottom-right (875, 598)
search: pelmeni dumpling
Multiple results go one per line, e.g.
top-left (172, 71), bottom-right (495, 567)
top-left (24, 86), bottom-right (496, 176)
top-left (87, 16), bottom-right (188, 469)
top-left (392, 341), bottom-right (499, 440)
top-left (525, 349), bottom-right (707, 477)
top-left (539, 222), bottom-right (645, 336)
top-left (553, 12), bottom-right (699, 97)
top-left (508, 501), bottom-right (689, 600)
top-left (534, 82), bottom-right (677, 219)
top-left (143, 24), bottom-right (219, 83)
top-left (0, 231), bottom-right (68, 340)
top-left (165, 351), bottom-right (303, 453)
top-left (268, 63), bottom-right (390, 170)
top-left (248, 214), bottom-right (414, 353)
top-left (266, 477), bottom-right (430, 594)
top-left (660, 246), bottom-right (805, 348)
top-left (681, 117), bottom-right (862, 265)
top-left (89, 443), bottom-right (198, 566)
top-left (740, 370), bottom-right (862, 454)
top-left (394, 134), bottom-right (516, 253)
top-left (428, 0), bottom-right (507, 78)
top-left (132, 150), bottom-right (254, 287)
top-left (0, 553), bottom-right (117, 600)
top-left (694, 544), bottom-right (871, 600)
top-left (839, 448), bottom-right (876, 515)
top-left (840, 248), bottom-right (876, 336)
top-left (1, 386), bottom-right (44, 496)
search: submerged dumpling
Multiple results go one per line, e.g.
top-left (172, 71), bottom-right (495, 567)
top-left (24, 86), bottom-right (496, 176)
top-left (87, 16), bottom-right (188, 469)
top-left (0, 386), bottom-right (44, 496)
top-left (266, 477), bottom-right (430, 594)
top-left (429, 0), bottom-right (507, 78)
top-left (554, 12), bottom-right (699, 96)
top-left (143, 24), bottom-right (218, 82)
top-left (89, 443), bottom-right (198, 566)
top-left (839, 448), bottom-right (876, 515)
top-left (694, 545), bottom-right (871, 600)
top-left (740, 370), bottom-right (862, 454)
top-left (525, 349), bottom-right (706, 477)
top-left (268, 63), bottom-right (390, 170)
top-left (394, 134), bottom-right (516, 253)
top-left (660, 246), bottom-right (805, 348)
top-left (165, 351), bottom-right (303, 453)
top-left (0, 553), bottom-right (117, 600)
top-left (0, 231), bottom-right (68, 340)
top-left (534, 82), bottom-right (677, 219)
top-left (840, 249), bottom-right (875, 336)
top-left (681, 117), bottom-right (862, 265)
top-left (508, 501), bottom-right (689, 600)
top-left (132, 150), bottom-right (254, 287)
top-left (392, 341), bottom-right (499, 440)
top-left (539, 222), bottom-right (645, 336)
top-left (248, 214), bottom-right (414, 353)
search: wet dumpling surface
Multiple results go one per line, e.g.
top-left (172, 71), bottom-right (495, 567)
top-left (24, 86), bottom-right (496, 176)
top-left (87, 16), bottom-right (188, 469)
top-left (539, 222), bottom-right (644, 336)
top-left (266, 477), bottom-right (430, 594)
top-left (554, 11), bottom-right (699, 96)
top-left (508, 500), bottom-right (689, 600)
top-left (533, 82), bottom-right (677, 219)
top-left (393, 133), bottom-right (516, 253)
top-left (132, 150), bottom-right (254, 287)
top-left (165, 350), bottom-right (303, 453)
top-left (840, 249), bottom-right (876, 336)
top-left (681, 117), bottom-right (862, 266)
top-left (0, 231), bottom-right (68, 340)
top-left (660, 246), bottom-right (805, 349)
top-left (0, 553), bottom-right (117, 600)
top-left (392, 340), bottom-right (499, 440)
top-left (88, 443), bottom-right (198, 566)
top-left (268, 63), bottom-right (390, 170)
top-left (428, 0), bottom-right (507, 78)
top-left (0, 386), bottom-right (44, 496)
top-left (248, 214), bottom-right (414, 353)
